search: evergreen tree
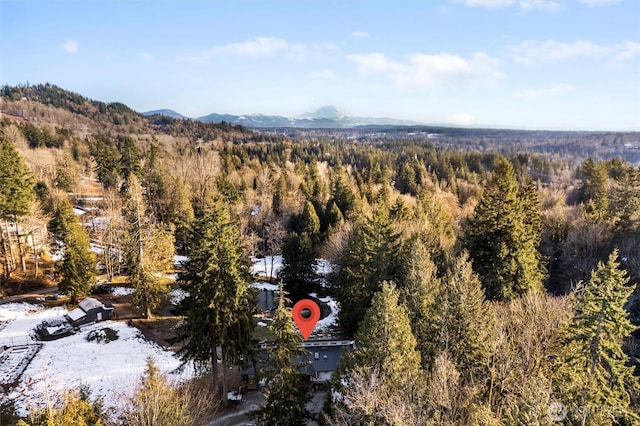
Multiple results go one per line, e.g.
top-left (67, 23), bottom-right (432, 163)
top-left (167, 179), bottom-right (195, 252)
top-left (122, 173), bottom-right (171, 318)
top-left (579, 158), bottom-right (610, 222)
top-left (331, 282), bottom-right (424, 425)
top-left (57, 212), bottom-right (96, 304)
top-left (557, 249), bottom-right (639, 425)
top-left (279, 232), bottom-right (317, 301)
top-left (0, 137), bottom-right (35, 220)
top-left (17, 388), bottom-right (105, 426)
top-left (120, 358), bottom-right (211, 426)
top-left (350, 281), bottom-right (422, 395)
top-left (433, 252), bottom-right (494, 382)
top-left (250, 287), bottom-right (312, 425)
top-left (118, 135), bottom-right (142, 182)
top-left (272, 173), bottom-right (288, 217)
top-left (142, 140), bottom-right (170, 223)
top-left (324, 200), bottom-right (344, 230)
top-left (330, 169), bottom-right (357, 220)
top-left (397, 234), bottom-right (441, 370)
top-left (298, 200), bottom-right (321, 239)
top-left (335, 208), bottom-right (401, 335)
top-left (463, 155), bottom-right (545, 301)
top-left (176, 200), bottom-right (255, 403)
top-left (0, 137), bottom-right (35, 284)
top-left (47, 192), bottom-right (77, 238)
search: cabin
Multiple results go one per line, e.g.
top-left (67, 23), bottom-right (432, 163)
top-left (65, 297), bottom-right (114, 327)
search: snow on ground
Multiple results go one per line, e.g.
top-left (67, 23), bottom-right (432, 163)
top-left (311, 294), bottom-right (340, 336)
top-left (250, 255), bottom-right (283, 279)
top-left (111, 286), bottom-right (135, 297)
top-left (250, 256), bottom-right (334, 279)
top-left (169, 288), bottom-right (189, 305)
top-left (249, 281), bottom-right (279, 291)
top-left (0, 302), bottom-right (192, 417)
top-left (315, 259), bottom-right (334, 276)
top-left (173, 255), bottom-right (188, 269)
top-left (89, 242), bottom-right (104, 256)
top-left (0, 302), bottom-right (42, 323)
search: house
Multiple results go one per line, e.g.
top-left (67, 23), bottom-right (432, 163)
top-left (300, 339), bottom-right (355, 389)
top-left (242, 338), bottom-right (354, 390)
top-left (65, 297), bottom-right (114, 327)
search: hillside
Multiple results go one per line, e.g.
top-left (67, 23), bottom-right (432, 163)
top-left (1, 83), bottom-right (249, 142)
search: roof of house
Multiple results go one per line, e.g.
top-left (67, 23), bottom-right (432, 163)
top-left (79, 297), bottom-right (104, 311)
top-left (67, 308), bottom-right (85, 322)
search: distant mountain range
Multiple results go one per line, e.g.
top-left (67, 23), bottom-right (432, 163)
top-left (142, 105), bottom-right (423, 128)
top-left (141, 109), bottom-right (189, 120)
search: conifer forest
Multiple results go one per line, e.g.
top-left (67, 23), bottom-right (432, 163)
top-left (0, 83), bottom-right (639, 426)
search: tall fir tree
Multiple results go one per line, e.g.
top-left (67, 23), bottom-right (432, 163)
top-left (297, 200), bottom-right (321, 241)
top-left (122, 173), bottom-right (171, 318)
top-left (556, 249), bottom-right (639, 425)
top-left (279, 232), bottom-right (317, 301)
top-left (464, 155), bottom-right (545, 301)
top-left (250, 287), bottom-right (312, 425)
top-left (352, 281), bottom-right (422, 388)
top-left (397, 234), bottom-right (441, 370)
top-left (0, 137), bottom-right (34, 220)
top-left (176, 199), bottom-right (255, 404)
top-left (334, 281), bottom-right (423, 424)
top-left (579, 158), bottom-right (610, 223)
top-left (0, 137), bottom-right (35, 283)
top-left (433, 252), bottom-right (494, 382)
top-left (57, 212), bottom-right (96, 304)
top-left (335, 208), bottom-right (401, 335)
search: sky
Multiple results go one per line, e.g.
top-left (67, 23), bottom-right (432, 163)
top-left (1, 0), bottom-right (639, 131)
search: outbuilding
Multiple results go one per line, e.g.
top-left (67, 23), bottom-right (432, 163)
top-left (65, 297), bottom-right (114, 327)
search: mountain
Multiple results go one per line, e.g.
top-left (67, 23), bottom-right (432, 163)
top-left (198, 106), bottom-right (423, 128)
top-left (142, 109), bottom-right (188, 119)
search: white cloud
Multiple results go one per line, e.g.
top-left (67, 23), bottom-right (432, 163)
top-left (519, 0), bottom-right (563, 11)
top-left (450, 0), bottom-right (514, 9)
top-left (449, 0), bottom-right (562, 10)
top-left (187, 37), bottom-right (288, 62)
top-left (510, 39), bottom-right (640, 65)
top-left (611, 40), bottom-right (640, 61)
top-left (347, 51), bottom-right (503, 89)
top-left (60, 39), bottom-right (78, 54)
top-left (139, 52), bottom-right (154, 61)
top-left (352, 31), bottom-right (369, 38)
top-left (186, 37), bottom-right (336, 63)
top-left (579, 0), bottom-right (620, 5)
top-left (310, 69), bottom-right (335, 79)
top-left (513, 83), bottom-right (574, 101)
top-left (447, 113), bottom-right (476, 126)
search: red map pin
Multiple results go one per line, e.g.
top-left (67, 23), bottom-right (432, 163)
top-left (292, 299), bottom-right (320, 341)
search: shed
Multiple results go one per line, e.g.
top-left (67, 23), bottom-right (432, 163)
top-left (65, 297), bottom-right (114, 327)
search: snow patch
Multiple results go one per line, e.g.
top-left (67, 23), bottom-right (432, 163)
top-left (173, 255), bottom-right (188, 269)
top-left (169, 288), bottom-right (189, 305)
top-left (0, 303), bottom-right (194, 417)
top-left (111, 286), bottom-right (135, 297)
top-left (313, 295), bottom-right (340, 336)
top-left (250, 281), bottom-right (279, 291)
top-left (315, 259), bottom-right (334, 276)
top-left (251, 255), bottom-right (283, 278)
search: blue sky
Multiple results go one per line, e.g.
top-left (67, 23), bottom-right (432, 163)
top-left (1, 0), bottom-right (639, 130)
